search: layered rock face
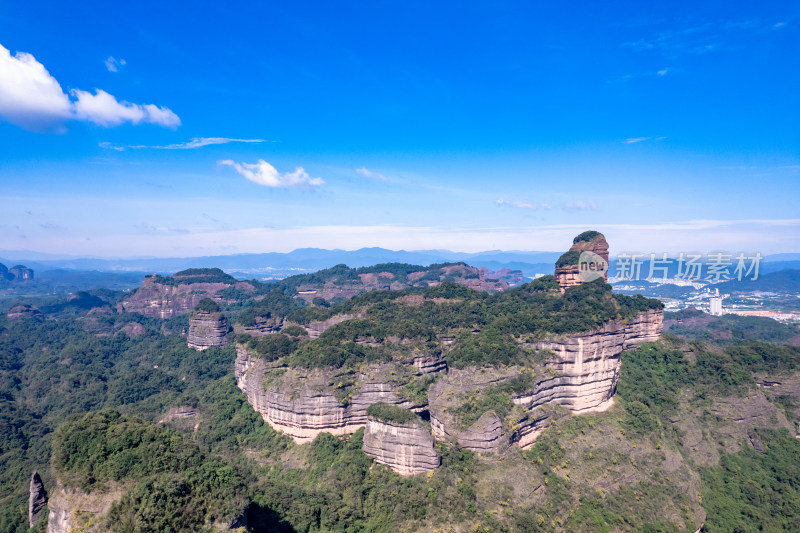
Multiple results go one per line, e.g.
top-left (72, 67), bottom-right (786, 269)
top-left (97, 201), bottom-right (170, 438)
top-left (235, 315), bottom-right (284, 337)
top-left (363, 417), bottom-right (440, 475)
top-left (430, 309), bottom-right (663, 451)
top-left (29, 471), bottom-right (47, 528)
top-left (456, 411), bottom-right (506, 453)
top-left (119, 275), bottom-right (252, 318)
top-left (187, 312), bottom-right (229, 350)
top-left (555, 231), bottom-right (610, 293)
top-left (235, 346), bottom-right (441, 443)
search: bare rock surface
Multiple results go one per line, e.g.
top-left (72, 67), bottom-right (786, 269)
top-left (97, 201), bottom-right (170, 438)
top-left (456, 411), bottom-right (506, 453)
top-left (555, 231), bottom-right (610, 293)
top-left (188, 312), bottom-right (229, 350)
top-left (235, 347), bottom-right (421, 442)
top-left (362, 417), bottom-right (440, 475)
top-left (29, 471), bottom-right (47, 528)
top-left (430, 309), bottom-right (663, 451)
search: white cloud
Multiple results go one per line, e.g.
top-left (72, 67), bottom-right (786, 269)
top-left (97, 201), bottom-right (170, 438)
top-left (104, 56), bottom-right (126, 72)
top-left (355, 167), bottom-right (388, 181)
top-left (562, 201), bottom-right (598, 211)
top-left (219, 159), bottom-right (325, 189)
top-left (624, 136), bottom-right (666, 144)
top-left (0, 43), bottom-right (72, 131)
top-left (0, 42), bottom-right (179, 131)
top-left (99, 137), bottom-right (263, 151)
top-left (71, 89), bottom-right (180, 128)
top-left (496, 199), bottom-right (552, 210)
top-left (656, 68), bottom-right (669, 76)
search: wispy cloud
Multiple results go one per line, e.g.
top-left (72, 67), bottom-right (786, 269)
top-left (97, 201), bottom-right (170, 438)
top-left (562, 201), bottom-right (597, 212)
top-left (99, 137), bottom-right (264, 151)
top-left (355, 167), bottom-right (388, 181)
top-left (496, 199), bottom-right (552, 210)
top-left (104, 56), bottom-right (126, 73)
top-left (0, 43), bottom-right (179, 132)
top-left (624, 136), bottom-right (666, 144)
top-left (656, 68), bottom-right (670, 76)
top-left (219, 159), bottom-right (325, 189)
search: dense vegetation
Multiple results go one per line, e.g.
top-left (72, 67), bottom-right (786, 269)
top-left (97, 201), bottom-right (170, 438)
top-left (366, 402), bottom-right (419, 424)
top-left (195, 297), bottom-right (222, 313)
top-left (150, 267), bottom-right (238, 286)
top-left (1, 266), bottom-right (799, 532)
top-left (52, 410), bottom-right (247, 531)
top-left (246, 277), bottom-right (662, 370)
top-left (665, 307), bottom-right (800, 344)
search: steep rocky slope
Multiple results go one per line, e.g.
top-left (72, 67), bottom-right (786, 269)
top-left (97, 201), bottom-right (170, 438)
top-left (362, 415), bottom-right (440, 475)
top-left (118, 268), bottom-right (252, 318)
top-left (235, 231), bottom-right (664, 456)
top-left (187, 312), bottom-right (229, 349)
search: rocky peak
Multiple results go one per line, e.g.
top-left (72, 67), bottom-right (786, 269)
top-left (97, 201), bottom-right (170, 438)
top-left (554, 230), bottom-right (609, 293)
top-left (187, 298), bottom-right (229, 350)
top-left (29, 471), bottom-right (47, 528)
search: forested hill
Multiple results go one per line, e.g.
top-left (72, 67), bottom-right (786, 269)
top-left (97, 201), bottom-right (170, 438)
top-left (1, 262), bottom-right (799, 531)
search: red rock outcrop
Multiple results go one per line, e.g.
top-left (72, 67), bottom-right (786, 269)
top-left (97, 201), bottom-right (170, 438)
top-left (554, 231), bottom-right (610, 293)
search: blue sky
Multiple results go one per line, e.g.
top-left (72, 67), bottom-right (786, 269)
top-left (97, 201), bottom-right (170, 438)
top-left (1, 1), bottom-right (798, 258)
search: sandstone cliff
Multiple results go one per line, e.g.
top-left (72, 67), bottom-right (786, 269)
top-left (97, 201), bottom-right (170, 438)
top-left (555, 231), bottom-right (609, 293)
top-left (429, 309), bottom-right (663, 451)
top-left (188, 312), bottom-right (229, 350)
top-left (119, 270), bottom-right (252, 318)
top-left (362, 417), bottom-right (440, 475)
top-left (234, 346), bottom-right (440, 443)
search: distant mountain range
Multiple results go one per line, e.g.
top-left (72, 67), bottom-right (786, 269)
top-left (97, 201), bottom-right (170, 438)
top-left (1, 248), bottom-right (798, 281)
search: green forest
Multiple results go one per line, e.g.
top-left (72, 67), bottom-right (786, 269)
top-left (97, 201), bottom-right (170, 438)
top-left (1, 269), bottom-right (799, 532)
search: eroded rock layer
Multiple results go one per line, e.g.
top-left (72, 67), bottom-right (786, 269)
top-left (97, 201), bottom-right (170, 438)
top-left (362, 418), bottom-right (440, 475)
top-left (430, 309), bottom-right (663, 451)
top-left (235, 347), bottom-right (424, 443)
top-left (187, 312), bottom-right (229, 350)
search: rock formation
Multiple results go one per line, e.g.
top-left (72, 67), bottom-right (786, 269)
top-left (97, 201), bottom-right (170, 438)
top-left (6, 304), bottom-right (42, 321)
top-left (188, 312), bottom-right (229, 350)
top-left (429, 309), bottom-right (663, 451)
top-left (456, 411), bottom-right (506, 453)
top-left (5, 264), bottom-right (34, 280)
top-left (554, 230), bottom-right (609, 293)
top-left (235, 315), bottom-right (284, 337)
top-left (235, 346), bottom-right (441, 443)
top-left (29, 471), bottom-right (47, 528)
top-left (362, 417), bottom-right (440, 475)
top-left (119, 269), bottom-right (251, 318)
top-left (45, 484), bottom-right (122, 533)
